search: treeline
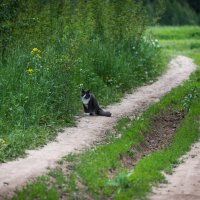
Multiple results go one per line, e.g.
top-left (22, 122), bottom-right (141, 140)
top-left (145, 0), bottom-right (200, 25)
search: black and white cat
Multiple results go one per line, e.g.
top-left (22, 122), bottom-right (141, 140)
top-left (81, 89), bottom-right (111, 117)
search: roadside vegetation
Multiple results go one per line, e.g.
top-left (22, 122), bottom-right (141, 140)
top-left (0, 1), bottom-right (164, 162)
top-left (10, 26), bottom-right (200, 199)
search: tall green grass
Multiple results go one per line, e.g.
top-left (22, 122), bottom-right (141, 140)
top-left (0, 1), bottom-right (164, 162)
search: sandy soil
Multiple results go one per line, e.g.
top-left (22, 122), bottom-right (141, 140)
top-left (0, 56), bottom-right (196, 199)
top-left (150, 139), bottom-right (200, 200)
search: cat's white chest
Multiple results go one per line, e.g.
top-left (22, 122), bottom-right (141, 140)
top-left (81, 96), bottom-right (90, 108)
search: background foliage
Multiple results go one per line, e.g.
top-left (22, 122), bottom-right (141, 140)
top-left (145, 0), bottom-right (200, 25)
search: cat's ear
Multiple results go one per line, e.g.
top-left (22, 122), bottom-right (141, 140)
top-left (86, 90), bottom-right (90, 93)
top-left (81, 89), bottom-right (85, 95)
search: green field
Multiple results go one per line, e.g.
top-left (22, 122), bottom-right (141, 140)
top-left (10, 26), bottom-right (200, 200)
top-left (150, 26), bottom-right (200, 56)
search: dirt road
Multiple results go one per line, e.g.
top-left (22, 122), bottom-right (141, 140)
top-left (150, 140), bottom-right (200, 200)
top-left (0, 56), bottom-right (196, 199)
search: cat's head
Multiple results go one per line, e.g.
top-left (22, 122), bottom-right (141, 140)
top-left (81, 89), bottom-right (91, 99)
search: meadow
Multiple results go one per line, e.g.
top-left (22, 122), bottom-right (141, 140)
top-left (0, 1), bottom-right (164, 162)
top-left (10, 26), bottom-right (200, 200)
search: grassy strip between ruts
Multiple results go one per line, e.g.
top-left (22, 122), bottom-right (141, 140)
top-left (10, 56), bottom-right (200, 200)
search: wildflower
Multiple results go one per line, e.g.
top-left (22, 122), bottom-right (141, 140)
top-left (32, 48), bottom-right (39, 52)
top-left (26, 68), bottom-right (33, 75)
top-left (31, 47), bottom-right (41, 54)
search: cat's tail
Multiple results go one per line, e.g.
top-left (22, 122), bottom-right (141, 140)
top-left (97, 109), bottom-right (112, 117)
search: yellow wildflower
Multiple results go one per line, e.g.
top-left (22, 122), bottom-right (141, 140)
top-left (32, 48), bottom-right (39, 52)
top-left (31, 47), bottom-right (41, 54)
top-left (26, 68), bottom-right (33, 75)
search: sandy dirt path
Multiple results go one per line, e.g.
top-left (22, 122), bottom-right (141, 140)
top-left (150, 139), bottom-right (200, 200)
top-left (0, 56), bottom-right (196, 199)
